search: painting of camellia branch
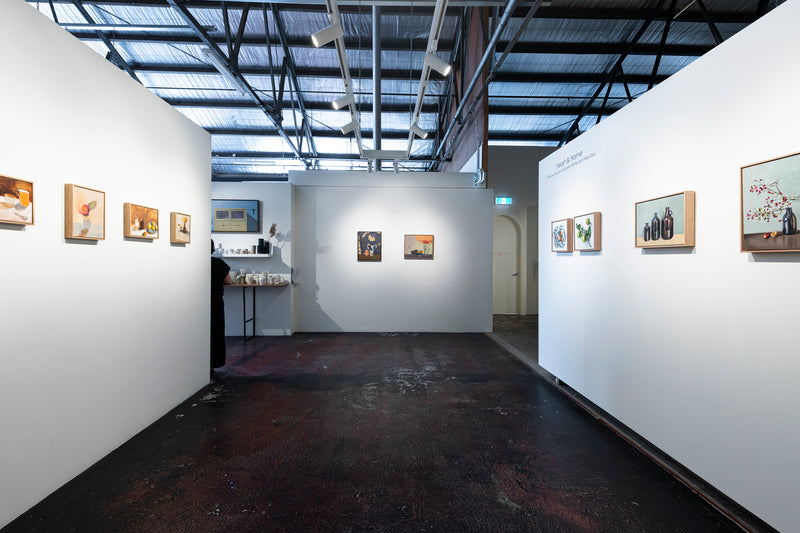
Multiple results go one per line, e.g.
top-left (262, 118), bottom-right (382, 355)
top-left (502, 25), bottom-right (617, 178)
top-left (573, 212), bottom-right (601, 251)
top-left (741, 151), bottom-right (800, 252)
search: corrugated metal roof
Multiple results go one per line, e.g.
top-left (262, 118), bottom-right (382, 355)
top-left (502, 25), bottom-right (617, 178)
top-left (26, 0), bottom-right (781, 179)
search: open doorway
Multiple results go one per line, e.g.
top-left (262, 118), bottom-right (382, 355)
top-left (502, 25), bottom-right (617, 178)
top-left (492, 215), bottom-right (520, 314)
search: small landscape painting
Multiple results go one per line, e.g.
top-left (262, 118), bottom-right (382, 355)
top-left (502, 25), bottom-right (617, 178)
top-left (573, 212), bottom-right (601, 251)
top-left (404, 234), bottom-right (434, 259)
top-left (124, 203), bottom-right (159, 239)
top-left (551, 219), bottom-right (573, 252)
top-left (635, 191), bottom-right (695, 248)
top-left (170, 212), bottom-right (191, 244)
top-left (741, 151), bottom-right (800, 252)
top-left (65, 184), bottom-right (105, 240)
top-left (357, 231), bottom-right (382, 261)
top-left (0, 175), bottom-right (34, 226)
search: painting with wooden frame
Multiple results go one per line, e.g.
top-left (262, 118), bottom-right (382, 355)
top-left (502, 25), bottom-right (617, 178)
top-left (170, 212), bottom-right (191, 244)
top-left (404, 234), bottom-right (434, 259)
top-left (741, 151), bottom-right (800, 252)
top-left (124, 203), bottom-right (159, 239)
top-left (357, 231), bottom-right (382, 261)
top-left (551, 219), bottom-right (573, 252)
top-left (0, 175), bottom-right (34, 225)
top-left (573, 212), bottom-right (601, 251)
top-left (635, 191), bottom-right (695, 248)
top-left (65, 184), bottom-right (105, 240)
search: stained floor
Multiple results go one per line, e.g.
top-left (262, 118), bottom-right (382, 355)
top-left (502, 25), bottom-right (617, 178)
top-left (3, 331), bottom-right (741, 532)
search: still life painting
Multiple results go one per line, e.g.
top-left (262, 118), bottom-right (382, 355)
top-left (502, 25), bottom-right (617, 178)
top-left (635, 191), bottom-right (695, 248)
top-left (170, 212), bottom-right (191, 244)
top-left (573, 212), bottom-right (601, 251)
top-left (0, 175), bottom-right (34, 225)
top-left (404, 234), bottom-right (434, 259)
top-left (357, 231), bottom-right (382, 261)
top-left (741, 151), bottom-right (800, 252)
top-left (65, 184), bottom-right (105, 240)
top-left (124, 203), bottom-right (159, 239)
top-left (551, 219), bottom-right (573, 252)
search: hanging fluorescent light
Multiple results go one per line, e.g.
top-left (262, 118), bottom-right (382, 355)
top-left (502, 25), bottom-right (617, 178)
top-left (424, 52), bottom-right (451, 77)
top-left (340, 119), bottom-right (359, 134)
top-left (362, 149), bottom-right (407, 160)
top-left (410, 122), bottom-right (428, 139)
top-left (201, 47), bottom-right (246, 96)
top-left (311, 21), bottom-right (343, 48)
top-left (332, 93), bottom-right (355, 110)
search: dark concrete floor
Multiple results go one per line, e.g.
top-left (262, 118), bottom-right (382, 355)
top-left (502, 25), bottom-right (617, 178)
top-left (4, 330), bottom-right (742, 532)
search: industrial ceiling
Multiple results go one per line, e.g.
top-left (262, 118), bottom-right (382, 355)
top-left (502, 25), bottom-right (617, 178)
top-left (27, 0), bottom-right (782, 180)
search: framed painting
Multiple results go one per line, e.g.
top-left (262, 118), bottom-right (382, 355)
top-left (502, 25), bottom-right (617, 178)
top-left (404, 234), bottom-right (434, 259)
top-left (741, 151), bottom-right (800, 252)
top-left (170, 212), bottom-right (191, 244)
top-left (357, 231), bottom-right (382, 261)
top-left (635, 191), bottom-right (695, 248)
top-left (64, 184), bottom-right (105, 240)
top-left (573, 212), bottom-right (601, 251)
top-left (124, 203), bottom-right (159, 239)
top-left (211, 199), bottom-right (259, 233)
top-left (0, 175), bottom-right (34, 225)
top-left (551, 219), bottom-right (573, 252)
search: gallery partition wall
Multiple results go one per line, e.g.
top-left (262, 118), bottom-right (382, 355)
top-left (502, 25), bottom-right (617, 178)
top-left (290, 171), bottom-right (493, 333)
top-left (0, 1), bottom-right (211, 527)
top-left (538, 2), bottom-right (800, 530)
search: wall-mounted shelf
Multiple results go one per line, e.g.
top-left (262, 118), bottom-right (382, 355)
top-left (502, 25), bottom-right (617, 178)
top-left (222, 253), bottom-right (272, 258)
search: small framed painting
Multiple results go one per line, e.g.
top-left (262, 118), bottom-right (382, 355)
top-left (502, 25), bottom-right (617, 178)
top-left (635, 191), bottom-right (695, 248)
top-left (65, 184), bottom-right (105, 240)
top-left (741, 151), bottom-right (800, 252)
top-left (573, 212), bottom-right (601, 251)
top-left (124, 203), bottom-right (159, 239)
top-left (404, 234), bottom-right (434, 259)
top-left (170, 212), bottom-right (191, 244)
top-left (551, 219), bottom-right (573, 252)
top-left (0, 175), bottom-right (34, 225)
top-left (211, 198), bottom-right (259, 233)
top-left (357, 231), bottom-right (382, 261)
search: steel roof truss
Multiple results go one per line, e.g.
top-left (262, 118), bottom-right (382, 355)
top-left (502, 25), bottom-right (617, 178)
top-left (69, 0), bottom-right (140, 83)
top-left (650, 0), bottom-right (677, 91)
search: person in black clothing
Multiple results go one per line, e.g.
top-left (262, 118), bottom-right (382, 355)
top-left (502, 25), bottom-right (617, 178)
top-left (211, 239), bottom-right (232, 379)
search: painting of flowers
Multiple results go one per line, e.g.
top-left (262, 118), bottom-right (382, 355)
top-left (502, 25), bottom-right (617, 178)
top-left (404, 234), bottom-right (434, 259)
top-left (124, 203), bottom-right (158, 239)
top-left (170, 212), bottom-right (191, 244)
top-left (64, 184), bottom-right (104, 240)
top-left (0, 175), bottom-right (34, 226)
top-left (551, 219), bottom-right (573, 252)
top-left (357, 231), bottom-right (381, 261)
top-left (741, 151), bottom-right (800, 252)
top-left (573, 212), bottom-right (601, 251)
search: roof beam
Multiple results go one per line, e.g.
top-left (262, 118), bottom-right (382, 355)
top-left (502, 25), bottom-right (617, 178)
top-left (165, 0), bottom-right (309, 166)
top-left (64, 30), bottom-right (714, 58)
top-left (69, 0), bottom-right (140, 83)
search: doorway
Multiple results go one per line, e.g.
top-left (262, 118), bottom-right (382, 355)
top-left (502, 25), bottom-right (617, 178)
top-left (493, 215), bottom-right (520, 314)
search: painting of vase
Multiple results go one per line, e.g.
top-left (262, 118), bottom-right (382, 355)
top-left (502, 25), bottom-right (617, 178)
top-left (170, 212), bottom-right (191, 244)
top-left (404, 234), bottom-right (434, 259)
top-left (741, 151), bottom-right (800, 252)
top-left (65, 184), bottom-right (105, 240)
top-left (357, 231), bottom-right (382, 261)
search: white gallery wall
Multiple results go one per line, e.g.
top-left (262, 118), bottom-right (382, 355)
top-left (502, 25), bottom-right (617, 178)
top-left (291, 171), bottom-right (493, 332)
top-left (210, 182), bottom-right (292, 335)
top-left (539, 3), bottom-right (800, 530)
top-left (0, 1), bottom-right (211, 527)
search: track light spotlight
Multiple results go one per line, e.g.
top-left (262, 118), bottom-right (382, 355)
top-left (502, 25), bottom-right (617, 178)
top-left (340, 119), bottom-right (358, 134)
top-left (410, 122), bottom-right (428, 139)
top-left (332, 93), bottom-right (356, 110)
top-left (311, 21), bottom-right (343, 48)
top-left (424, 52), bottom-right (452, 77)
